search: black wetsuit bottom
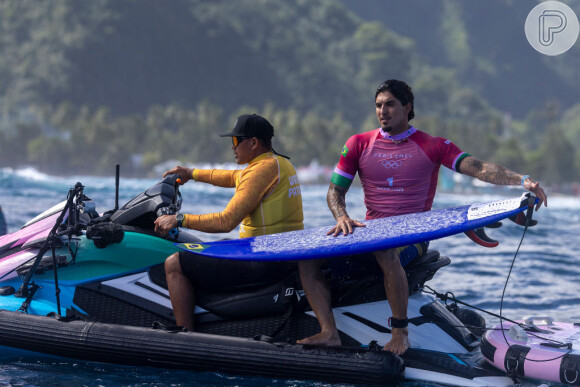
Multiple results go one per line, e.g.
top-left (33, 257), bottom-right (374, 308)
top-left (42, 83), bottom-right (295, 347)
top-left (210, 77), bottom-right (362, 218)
top-left (178, 250), bottom-right (297, 291)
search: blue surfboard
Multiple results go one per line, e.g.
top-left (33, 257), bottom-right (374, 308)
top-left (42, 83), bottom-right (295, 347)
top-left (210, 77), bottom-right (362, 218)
top-left (176, 194), bottom-right (536, 261)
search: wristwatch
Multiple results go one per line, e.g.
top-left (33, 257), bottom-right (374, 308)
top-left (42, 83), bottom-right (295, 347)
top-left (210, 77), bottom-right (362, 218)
top-left (176, 213), bottom-right (184, 228)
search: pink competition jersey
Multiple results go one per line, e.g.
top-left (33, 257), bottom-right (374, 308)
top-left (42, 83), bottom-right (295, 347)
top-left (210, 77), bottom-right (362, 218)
top-left (331, 127), bottom-right (469, 219)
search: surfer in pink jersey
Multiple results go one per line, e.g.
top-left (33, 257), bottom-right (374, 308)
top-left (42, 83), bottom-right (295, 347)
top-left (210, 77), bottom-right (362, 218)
top-left (333, 126), bottom-right (466, 218)
top-left (298, 79), bottom-right (548, 355)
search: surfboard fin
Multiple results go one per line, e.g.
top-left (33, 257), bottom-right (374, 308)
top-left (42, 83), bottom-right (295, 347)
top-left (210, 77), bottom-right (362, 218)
top-left (464, 228), bottom-right (499, 248)
top-left (508, 212), bottom-right (538, 227)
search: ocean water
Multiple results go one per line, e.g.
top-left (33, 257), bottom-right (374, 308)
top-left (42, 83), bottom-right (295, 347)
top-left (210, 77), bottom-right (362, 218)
top-left (0, 167), bottom-right (578, 386)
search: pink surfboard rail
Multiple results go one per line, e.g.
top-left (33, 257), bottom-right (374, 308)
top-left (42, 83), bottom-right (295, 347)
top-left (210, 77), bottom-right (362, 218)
top-left (0, 212), bottom-right (61, 251)
top-left (0, 250), bottom-right (37, 280)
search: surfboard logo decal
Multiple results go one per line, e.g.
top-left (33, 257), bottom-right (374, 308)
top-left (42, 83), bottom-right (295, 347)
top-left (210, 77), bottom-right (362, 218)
top-left (182, 243), bottom-right (209, 252)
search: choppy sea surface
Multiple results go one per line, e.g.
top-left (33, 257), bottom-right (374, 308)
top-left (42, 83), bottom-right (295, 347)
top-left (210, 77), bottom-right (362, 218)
top-left (0, 167), bottom-right (578, 387)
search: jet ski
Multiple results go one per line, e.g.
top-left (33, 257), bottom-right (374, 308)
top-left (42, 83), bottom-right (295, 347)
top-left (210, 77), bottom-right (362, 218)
top-left (0, 174), bottom-right (519, 386)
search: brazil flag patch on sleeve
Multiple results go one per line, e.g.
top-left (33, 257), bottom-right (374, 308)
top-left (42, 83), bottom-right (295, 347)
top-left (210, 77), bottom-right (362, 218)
top-left (341, 144), bottom-right (349, 158)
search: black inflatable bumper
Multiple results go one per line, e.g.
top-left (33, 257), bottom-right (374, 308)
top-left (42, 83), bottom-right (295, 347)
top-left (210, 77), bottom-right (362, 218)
top-left (0, 310), bottom-right (403, 385)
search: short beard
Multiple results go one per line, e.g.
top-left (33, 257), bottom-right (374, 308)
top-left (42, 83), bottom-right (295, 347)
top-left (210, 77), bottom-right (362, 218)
top-left (383, 125), bottom-right (393, 133)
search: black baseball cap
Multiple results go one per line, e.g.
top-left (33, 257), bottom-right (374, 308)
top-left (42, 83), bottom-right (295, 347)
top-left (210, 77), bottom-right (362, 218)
top-left (220, 114), bottom-right (274, 138)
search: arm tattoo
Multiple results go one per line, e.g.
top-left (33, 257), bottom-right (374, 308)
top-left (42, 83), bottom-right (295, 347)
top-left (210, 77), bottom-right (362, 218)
top-left (461, 156), bottom-right (520, 186)
top-left (327, 183), bottom-right (349, 219)
top-left (466, 158), bottom-right (484, 173)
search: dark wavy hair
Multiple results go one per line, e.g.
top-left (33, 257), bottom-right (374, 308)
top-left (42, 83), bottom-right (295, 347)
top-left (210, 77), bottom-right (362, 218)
top-left (374, 79), bottom-right (415, 121)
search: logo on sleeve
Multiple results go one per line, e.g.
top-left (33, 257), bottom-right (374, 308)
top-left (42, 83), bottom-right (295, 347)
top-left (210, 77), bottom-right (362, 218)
top-left (341, 145), bottom-right (349, 158)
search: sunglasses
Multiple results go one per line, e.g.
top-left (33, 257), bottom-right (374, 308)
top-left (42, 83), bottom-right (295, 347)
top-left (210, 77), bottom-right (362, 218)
top-left (232, 136), bottom-right (250, 147)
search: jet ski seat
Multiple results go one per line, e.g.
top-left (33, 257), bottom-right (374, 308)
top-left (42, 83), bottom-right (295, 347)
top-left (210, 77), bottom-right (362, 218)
top-left (148, 261), bottom-right (300, 320)
top-left (148, 250), bottom-right (451, 322)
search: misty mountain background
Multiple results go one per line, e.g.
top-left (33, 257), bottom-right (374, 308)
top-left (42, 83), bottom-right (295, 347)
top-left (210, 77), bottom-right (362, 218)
top-left (0, 0), bottom-right (578, 190)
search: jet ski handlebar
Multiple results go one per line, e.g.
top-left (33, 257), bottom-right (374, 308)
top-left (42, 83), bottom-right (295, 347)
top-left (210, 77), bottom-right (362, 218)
top-left (108, 174), bottom-right (182, 229)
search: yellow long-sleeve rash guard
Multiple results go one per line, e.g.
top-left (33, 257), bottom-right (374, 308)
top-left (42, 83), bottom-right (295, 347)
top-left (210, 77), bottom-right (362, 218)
top-left (183, 152), bottom-right (304, 238)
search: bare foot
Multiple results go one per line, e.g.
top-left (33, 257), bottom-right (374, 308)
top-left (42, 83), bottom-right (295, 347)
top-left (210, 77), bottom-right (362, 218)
top-left (297, 331), bottom-right (341, 346)
top-left (383, 327), bottom-right (409, 355)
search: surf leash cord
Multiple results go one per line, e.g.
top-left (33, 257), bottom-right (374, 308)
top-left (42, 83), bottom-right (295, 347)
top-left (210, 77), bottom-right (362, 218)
top-left (498, 201), bottom-right (572, 366)
top-left (424, 195), bottom-right (538, 330)
top-left (429, 199), bottom-right (571, 375)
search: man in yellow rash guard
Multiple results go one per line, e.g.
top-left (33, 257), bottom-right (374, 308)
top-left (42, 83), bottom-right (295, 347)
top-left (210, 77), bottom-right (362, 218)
top-left (181, 152), bottom-right (303, 237)
top-left (154, 114), bottom-right (304, 331)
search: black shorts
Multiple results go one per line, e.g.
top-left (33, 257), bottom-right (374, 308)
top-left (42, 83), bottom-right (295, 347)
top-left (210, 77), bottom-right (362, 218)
top-left (178, 251), bottom-right (297, 291)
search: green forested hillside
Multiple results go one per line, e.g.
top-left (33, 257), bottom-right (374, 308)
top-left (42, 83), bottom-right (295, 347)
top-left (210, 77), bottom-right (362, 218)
top-left (0, 0), bottom-right (578, 187)
top-left (342, 0), bottom-right (580, 117)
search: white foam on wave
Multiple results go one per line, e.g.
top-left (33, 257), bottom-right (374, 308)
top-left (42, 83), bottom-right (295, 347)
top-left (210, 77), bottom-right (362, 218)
top-left (4, 166), bottom-right (54, 182)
